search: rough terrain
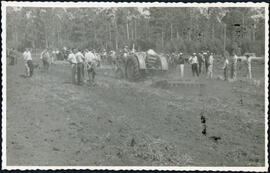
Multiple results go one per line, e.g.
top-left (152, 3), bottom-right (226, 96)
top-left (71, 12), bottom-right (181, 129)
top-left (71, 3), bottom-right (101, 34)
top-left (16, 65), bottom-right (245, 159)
top-left (6, 55), bottom-right (265, 166)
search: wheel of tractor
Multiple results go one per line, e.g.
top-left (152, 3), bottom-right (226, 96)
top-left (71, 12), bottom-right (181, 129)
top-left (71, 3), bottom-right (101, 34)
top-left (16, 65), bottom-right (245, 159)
top-left (125, 55), bottom-right (141, 81)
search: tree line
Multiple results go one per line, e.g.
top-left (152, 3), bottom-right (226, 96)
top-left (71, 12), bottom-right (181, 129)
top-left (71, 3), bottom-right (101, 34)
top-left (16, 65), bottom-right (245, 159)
top-left (6, 7), bottom-right (265, 56)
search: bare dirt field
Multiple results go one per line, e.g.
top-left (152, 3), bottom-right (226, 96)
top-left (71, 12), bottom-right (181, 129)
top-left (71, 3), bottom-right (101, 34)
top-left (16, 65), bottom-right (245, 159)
top-left (6, 56), bottom-right (265, 166)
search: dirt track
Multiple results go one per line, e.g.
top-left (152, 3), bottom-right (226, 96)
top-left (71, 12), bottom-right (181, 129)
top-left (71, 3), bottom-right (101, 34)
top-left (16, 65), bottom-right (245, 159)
top-left (6, 56), bottom-right (265, 166)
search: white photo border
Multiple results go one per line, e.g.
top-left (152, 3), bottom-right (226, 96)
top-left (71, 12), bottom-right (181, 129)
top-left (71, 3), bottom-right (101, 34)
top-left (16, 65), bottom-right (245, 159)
top-left (1, 1), bottom-right (269, 171)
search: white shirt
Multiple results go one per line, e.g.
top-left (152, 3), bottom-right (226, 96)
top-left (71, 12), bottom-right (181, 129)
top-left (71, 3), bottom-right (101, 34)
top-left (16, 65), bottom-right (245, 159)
top-left (94, 53), bottom-right (101, 61)
top-left (209, 55), bottom-right (214, 65)
top-left (190, 56), bottom-right (198, 64)
top-left (232, 55), bottom-right (238, 64)
top-left (75, 52), bottom-right (84, 63)
top-left (41, 50), bottom-right (50, 60)
top-left (85, 51), bottom-right (96, 63)
top-left (23, 51), bottom-right (32, 61)
top-left (223, 59), bottom-right (229, 69)
top-left (67, 53), bottom-right (77, 64)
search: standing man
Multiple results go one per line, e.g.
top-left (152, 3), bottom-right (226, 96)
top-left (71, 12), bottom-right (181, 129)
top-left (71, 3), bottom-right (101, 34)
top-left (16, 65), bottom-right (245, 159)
top-left (177, 52), bottom-right (185, 78)
top-left (189, 53), bottom-right (199, 77)
top-left (51, 49), bottom-right (57, 64)
top-left (223, 50), bottom-right (230, 81)
top-left (75, 48), bottom-right (84, 85)
top-left (67, 49), bottom-right (77, 84)
top-left (222, 55), bottom-right (229, 81)
top-left (84, 49), bottom-right (97, 85)
top-left (207, 52), bottom-right (214, 79)
top-left (23, 48), bottom-right (34, 77)
top-left (245, 54), bottom-right (252, 79)
top-left (197, 52), bottom-right (204, 75)
top-left (204, 51), bottom-right (210, 74)
top-left (40, 48), bottom-right (50, 71)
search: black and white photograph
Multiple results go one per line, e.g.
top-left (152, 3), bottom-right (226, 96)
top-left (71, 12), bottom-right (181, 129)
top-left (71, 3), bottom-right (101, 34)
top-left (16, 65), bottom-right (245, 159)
top-left (1, 2), bottom-right (268, 171)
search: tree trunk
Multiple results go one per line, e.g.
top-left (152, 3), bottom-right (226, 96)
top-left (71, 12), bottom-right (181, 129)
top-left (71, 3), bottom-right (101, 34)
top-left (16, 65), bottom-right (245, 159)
top-left (223, 23), bottom-right (226, 52)
top-left (126, 22), bottom-right (129, 40)
top-left (115, 20), bottom-right (119, 50)
top-left (134, 19), bottom-right (137, 40)
top-left (170, 23), bottom-right (173, 41)
top-left (109, 24), bottom-right (112, 42)
top-left (147, 19), bottom-right (150, 40)
top-left (212, 25), bottom-right (215, 40)
top-left (15, 24), bottom-right (18, 49)
top-left (253, 24), bottom-right (256, 41)
top-left (162, 27), bottom-right (164, 49)
top-left (188, 28), bottom-right (191, 41)
top-left (131, 27), bottom-right (134, 40)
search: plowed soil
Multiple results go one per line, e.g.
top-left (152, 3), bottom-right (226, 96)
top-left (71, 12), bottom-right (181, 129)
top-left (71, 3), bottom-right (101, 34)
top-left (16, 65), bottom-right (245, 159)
top-left (6, 56), bottom-right (265, 166)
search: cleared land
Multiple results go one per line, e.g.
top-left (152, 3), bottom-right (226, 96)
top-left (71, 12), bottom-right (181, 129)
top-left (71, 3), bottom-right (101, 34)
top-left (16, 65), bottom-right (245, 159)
top-left (6, 55), bottom-right (265, 166)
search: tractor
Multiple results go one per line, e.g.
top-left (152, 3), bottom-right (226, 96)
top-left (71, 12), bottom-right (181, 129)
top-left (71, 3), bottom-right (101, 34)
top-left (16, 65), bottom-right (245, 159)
top-left (115, 49), bottom-right (169, 81)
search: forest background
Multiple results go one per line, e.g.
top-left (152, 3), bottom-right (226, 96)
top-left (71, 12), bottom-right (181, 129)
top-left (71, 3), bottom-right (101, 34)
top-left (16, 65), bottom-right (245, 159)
top-left (6, 7), bottom-right (265, 56)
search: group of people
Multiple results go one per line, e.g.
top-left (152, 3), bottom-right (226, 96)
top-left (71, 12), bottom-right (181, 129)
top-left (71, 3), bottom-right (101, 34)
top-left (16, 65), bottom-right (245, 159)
top-left (40, 48), bottom-right (66, 69)
top-left (14, 45), bottom-right (253, 84)
top-left (170, 50), bottom-right (252, 81)
top-left (170, 51), bottom-right (215, 79)
top-left (67, 48), bottom-right (100, 86)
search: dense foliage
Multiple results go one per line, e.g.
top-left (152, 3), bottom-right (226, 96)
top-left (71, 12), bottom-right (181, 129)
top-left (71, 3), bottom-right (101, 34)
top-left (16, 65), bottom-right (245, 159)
top-left (6, 7), bottom-right (265, 56)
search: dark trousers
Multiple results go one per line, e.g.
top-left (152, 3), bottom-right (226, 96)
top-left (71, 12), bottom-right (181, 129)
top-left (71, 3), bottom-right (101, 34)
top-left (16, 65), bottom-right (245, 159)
top-left (198, 62), bottom-right (202, 74)
top-left (71, 64), bottom-right (77, 84)
top-left (77, 63), bottom-right (83, 84)
top-left (81, 63), bottom-right (85, 79)
top-left (27, 60), bottom-right (34, 77)
top-left (88, 67), bottom-right (96, 83)
top-left (42, 59), bottom-right (50, 71)
top-left (205, 62), bottom-right (209, 74)
top-left (224, 66), bottom-right (228, 81)
top-left (192, 63), bottom-right (199, 77)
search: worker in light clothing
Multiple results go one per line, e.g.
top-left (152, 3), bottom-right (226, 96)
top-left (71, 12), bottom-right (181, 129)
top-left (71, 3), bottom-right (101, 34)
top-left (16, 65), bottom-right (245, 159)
top-left (189, 53), bottom-right (199, 77)
top-left (84, 50), bottom-right (97, 85)
top-left (177, 52), bottom-right (185, 78)
top-left (223, 51), bottom-right (230, 81)
top-left (40, 48), bottom-right (50, 71)
top-left (222, 56), bottom-right (229, 81)
top-left (245, 55), bottom-right (252, 79)
top-left (204, 51), bottom-right (210, 74)
top-left (23, 48), bottom-right (34, 77)
top-left (67, 50), bottom-right (77, 84)
top-left (207, 53), bottom-right (214, 79)
top-left (75, 49), bottom-right (84, 85)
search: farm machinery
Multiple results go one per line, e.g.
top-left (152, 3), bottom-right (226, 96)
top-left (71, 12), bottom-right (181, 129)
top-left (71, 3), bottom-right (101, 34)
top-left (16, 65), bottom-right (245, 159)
top-left (114, 49), bottom-right (169, 81)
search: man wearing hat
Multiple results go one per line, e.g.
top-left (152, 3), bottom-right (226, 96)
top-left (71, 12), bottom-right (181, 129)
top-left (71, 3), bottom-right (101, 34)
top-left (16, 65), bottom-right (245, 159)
top-left (189, 53), bottom-right (199, 77)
